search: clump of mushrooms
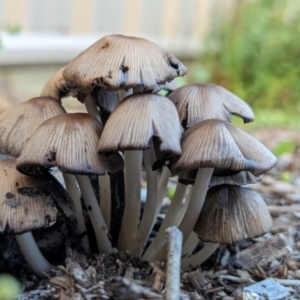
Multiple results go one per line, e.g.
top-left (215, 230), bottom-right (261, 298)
top-left (0, 34), bottom-right (277, 277)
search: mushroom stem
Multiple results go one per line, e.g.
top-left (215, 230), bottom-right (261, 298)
top-left (15, 232), bottom-right (54, 277)
top-left (117, 150), bottom-right (143, 250)
top-left (181, 243), bottom-right (219, 271)
top-left (151, 168), bottom-right (213, 261)
top-left (130, 141), bottom-right (158, 256)
top-left (62, 173), bottom-right (91, 256)
top-left (165, 227), bottom-right (182, 300)
top-left (84, 93), bottom-right (101, 121)
top-left (182, 231), bottom-right (199, 257)
top-left (155, 167), bottom-right (171, 221)
top-left (75, 175), bottom-right (112, 253)
top-left (178, 168), bottom-right (214, 243)
top-left (99, 173), bottom-right (111, 231)
top-left (142, 182), bottom-right (187, 261)
top-left (84, 93), bottom-right (113, 232)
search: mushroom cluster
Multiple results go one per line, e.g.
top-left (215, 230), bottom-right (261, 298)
top-left (0, 34), bottom-right (276, 276)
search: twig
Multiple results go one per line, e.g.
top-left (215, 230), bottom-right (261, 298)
top-left (165, 227), bottom-right (183, 300)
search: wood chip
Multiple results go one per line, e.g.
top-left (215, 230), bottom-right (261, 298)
top-left (186, 269), bottom-right (209, 292)
top-left (236, 234), bottom-right (290, 269)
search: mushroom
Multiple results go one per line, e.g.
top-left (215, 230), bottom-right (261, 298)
top-left (63, 34), bottom-right (187, 93)
top-left (98, 93), bottom-right (182, 255)
top-left (0, 158), bottom-right (73, 276)
top-left (167, 83), bottom-right (254, 129)
top-left (181, 185), bottom-right (272, 270)
top-left (17, 113), bottom-right (123, 254)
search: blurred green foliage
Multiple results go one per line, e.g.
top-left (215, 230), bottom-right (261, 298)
top-left (273, 140), bottom-right (296, 156)
top-left (195, 0), bottom-right (300, 112)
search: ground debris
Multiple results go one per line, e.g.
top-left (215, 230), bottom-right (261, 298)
top-left (243, 278), bottom-right (290, 300)
top-left (236, 234), bottom-right (290, 269)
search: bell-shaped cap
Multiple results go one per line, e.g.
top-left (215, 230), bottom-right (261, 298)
top-left (167, 83), bottom-right (254, 128)
top-left (179, 169), bottom-right (262, 187)
top-left (98, 93), bottom-right (182, 158)
top-left (63, 34), bottom-right (187, 93)
top-left (170, 119), bottom-right (277, 176)
top-left (0, 158), bottom-right (73, 234)
top-left (194, 185), bottom-right (272, 244)
top-left (0, 97), bottom-right (66, 157)
top-left (17, 113), bottom-right (124, 175)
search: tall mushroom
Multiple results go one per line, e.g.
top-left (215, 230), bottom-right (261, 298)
top-left (17, 113), bottom-right (123, 254)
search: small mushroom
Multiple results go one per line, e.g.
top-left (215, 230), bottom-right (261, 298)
top-left (194, 185), bottom-right (272, 244)
top-left (0, 157), bottom-right (73, 276)
top-left (167, 83), bottom-right (254, 128)
top-left (98, 93), bottom-right (183, 254)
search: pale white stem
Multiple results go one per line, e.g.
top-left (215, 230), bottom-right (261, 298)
top-left (130, 141), bottom-right (158, 256)
top-left (142, 183), bottom-right (187, 261)
top-left (165, 227), bottom-right (182, 300)
top-left (118, 151), bottom-right (143, 250)
top-left (151, 168), bottom-right (213, 261)
top-left (84, 93), bottom-right (101, 122)
top-left (182, 231), bottom-right (199, 257)
top-left (62, 173), bottom-right (91, 256)
top-left (16, 232), bottom-right (54, 277)
top-left (178, 168), bottom-right (214, 243)
top-left (75, 175), bottom-right (112, 253)
top-left (181, 243), bottom-right (219, 271)
top-left (99, 173), bottom-right (111, 231)
top-left (155, 167), bottom-right (171, 222)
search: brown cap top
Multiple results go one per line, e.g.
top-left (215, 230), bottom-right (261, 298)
top-left (41, 67), bottom-right (81, 102)
top-left (0, 158), bottom-right (73, 234)
top-left (0, 97), bottom-right (66, 157)
top-left (170, 119), bottom-right (277, 176)
top-left (63, 34), bottom-right (187, 93)
top-left (17, 113), bottom-right (124, 175)
top-left (194, 185), bottom-right (272, 244)
top-left (98, 93), bottom-right (182, 157)
top-left (167, 83), bottom-right (254, 128)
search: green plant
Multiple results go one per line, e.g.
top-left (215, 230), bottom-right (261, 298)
top-left (198, 0), bottom-right (300, 112)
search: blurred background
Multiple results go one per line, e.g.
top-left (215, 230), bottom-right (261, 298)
top-left (1, 0), bottom-right (300, 129)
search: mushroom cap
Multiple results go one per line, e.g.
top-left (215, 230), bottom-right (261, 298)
top-left (167, 83), bottom-right (254, 128)
top-left (194, 185), bottom-right (272, 244)
top-left (17, 113), bottom-right (124, 175)
top-left (170, 119), bottom-right (277, 176)
top-left (0, 97), bottom-right (66, 157)
top-left (63, 34), bottom-right (187, 93)
top-left (0, 158), bottom-right (73, 234)
top-left (41, 67), bottom-right (81, 101)
top-left (98, 93), bottom-right (182, 158)
top-left (179, 169), bottom-right (262, 187)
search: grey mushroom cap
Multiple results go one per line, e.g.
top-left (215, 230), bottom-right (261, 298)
top-left (98, 93), bottom-right (183, 158)
top-left (194, 185), bottom-right (272, 244)
top-left (0, 97), bottom-right (66, 157)
top-left (167, 83), bottom-right (254, 128)
top-left (63, 34), bottom-right (187, 93)
top-left (170, 119), bottom-right (277, 176)
top-left (17, 113), bottom-right (124, 176)
top-left (0, 158), bottom-right (73, 234)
